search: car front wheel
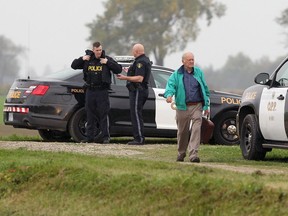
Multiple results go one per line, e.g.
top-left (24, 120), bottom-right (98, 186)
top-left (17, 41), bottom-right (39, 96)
top-left (240, 114), bottom-right (266, 160)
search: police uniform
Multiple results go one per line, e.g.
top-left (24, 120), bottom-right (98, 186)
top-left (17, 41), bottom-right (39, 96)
top-left (126, 54), bottom-right (151, 144)
top-left (71, 50), bottom-right (122, 142)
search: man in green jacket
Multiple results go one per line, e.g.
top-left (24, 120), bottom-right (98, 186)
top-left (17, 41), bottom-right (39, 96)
top-left (164, 52), bottom-right (210, 163)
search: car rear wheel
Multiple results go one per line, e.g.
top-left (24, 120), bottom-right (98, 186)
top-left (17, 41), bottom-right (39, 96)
top-left (213, 110), bottom-right (239, 145)
top-left (38, 129), bottom-right (71, 142)
top-left (68, 107), bottom-right (104, 142)
top-left (240, 114), bottom-right (266, 160)
top-left (68, 108), bottom-right (87, 142)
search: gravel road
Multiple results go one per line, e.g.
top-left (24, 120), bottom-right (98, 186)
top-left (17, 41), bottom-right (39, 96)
top-left (0, 140), bottom-right (145, 156)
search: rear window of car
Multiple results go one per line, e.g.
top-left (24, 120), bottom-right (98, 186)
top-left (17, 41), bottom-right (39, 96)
top-left (42, 69), bottom-right (82, 80)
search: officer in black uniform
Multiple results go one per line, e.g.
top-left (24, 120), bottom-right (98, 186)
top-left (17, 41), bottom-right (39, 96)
top-left (117, 43), bottom-right (151, 145)
top-left (71, 42), bottom-right (122, 143)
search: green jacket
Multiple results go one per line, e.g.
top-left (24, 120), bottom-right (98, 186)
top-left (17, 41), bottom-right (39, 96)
top-left (164, 65), bottom-right (210, 111)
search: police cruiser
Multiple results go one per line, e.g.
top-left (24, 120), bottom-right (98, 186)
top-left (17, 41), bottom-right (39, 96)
top-left (237, 56), bottom-right (288, 160)
top-left (3, 56), bottom-right (241, 144)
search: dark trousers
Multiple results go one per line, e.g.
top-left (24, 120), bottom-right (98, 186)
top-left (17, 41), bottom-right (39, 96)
top-left (129, 88), bottom-right (148, 142)
top-left (85, 88), bottom-right (110, 140)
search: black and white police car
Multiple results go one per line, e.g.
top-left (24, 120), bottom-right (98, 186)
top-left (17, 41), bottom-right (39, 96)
top-left (3, 56), bottom-right (241, 144)
top-left (237, 56), bottom-right (288, 160)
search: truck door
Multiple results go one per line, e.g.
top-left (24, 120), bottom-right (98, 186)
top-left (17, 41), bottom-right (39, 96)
top-left (259, 87), bottom-right (288, 141)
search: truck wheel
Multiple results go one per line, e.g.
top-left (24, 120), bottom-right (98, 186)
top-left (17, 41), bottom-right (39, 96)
top-left (68, 108), bottom-right (87, 142)
top-left (240, 114), bottom-right (266, 160)
top-left (38, 129), bottom-right (71, 142)
top-left (213, 110), bottom-right (239, 145)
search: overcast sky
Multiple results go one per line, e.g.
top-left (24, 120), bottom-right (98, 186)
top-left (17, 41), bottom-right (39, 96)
top-left (0, 0), bottom-right (288, 78)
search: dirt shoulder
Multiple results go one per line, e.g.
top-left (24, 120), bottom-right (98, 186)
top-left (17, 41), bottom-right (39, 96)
top-left (0, 125), bottom-right (38, 137)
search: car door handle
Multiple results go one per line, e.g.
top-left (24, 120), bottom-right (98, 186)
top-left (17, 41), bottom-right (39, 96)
top-left (277, 94), bottom-right (285, 100)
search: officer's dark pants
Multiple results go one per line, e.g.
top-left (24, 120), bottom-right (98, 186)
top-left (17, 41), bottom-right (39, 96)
top-left (85, 88), bottom-right (110, 141)
top-left (129, 88), bottom-right (149, 143)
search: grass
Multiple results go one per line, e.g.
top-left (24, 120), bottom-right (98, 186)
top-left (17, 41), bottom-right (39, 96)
top-left (0, 144), bottom-right (288, 215)
top-left (2, 94), bottom-right (288, 215)
top-left (0, 95), bottom-right (4, 125)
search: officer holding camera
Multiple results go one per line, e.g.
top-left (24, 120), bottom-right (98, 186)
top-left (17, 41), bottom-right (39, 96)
top-left (71, 42), bottom-right (122, 143)
top-left (117, 43), bottom-right (151, 145)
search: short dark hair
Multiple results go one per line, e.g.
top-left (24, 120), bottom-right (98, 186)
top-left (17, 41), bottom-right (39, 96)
top-left (93, 42), bottom-right (101, 48)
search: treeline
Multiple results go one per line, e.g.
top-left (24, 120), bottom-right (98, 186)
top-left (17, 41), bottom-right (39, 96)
top-left (203, 52), bottom-right (287, 94)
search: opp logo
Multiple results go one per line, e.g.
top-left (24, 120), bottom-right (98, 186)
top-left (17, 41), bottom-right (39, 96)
top-left (221, 97), bottom-right (241, 105)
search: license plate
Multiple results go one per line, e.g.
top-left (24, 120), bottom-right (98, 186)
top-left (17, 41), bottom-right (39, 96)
top-left (8, 90), bottom-right (21, 99)
top-left (8, 113), bottom-right (13, 121)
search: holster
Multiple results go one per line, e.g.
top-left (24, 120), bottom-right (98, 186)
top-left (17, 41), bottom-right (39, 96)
top-left (126, 83), bottom-right (136, 91)
top-left (126, 83), bottom-right (146, 91)
top-left (83, 82), bottom-right (89, 90)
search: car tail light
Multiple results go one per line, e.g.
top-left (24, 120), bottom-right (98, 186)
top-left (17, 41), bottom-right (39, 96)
top-left (4, 106), bottom-right (29, 114)
top-left (31, 85), bottom-right (49, 95)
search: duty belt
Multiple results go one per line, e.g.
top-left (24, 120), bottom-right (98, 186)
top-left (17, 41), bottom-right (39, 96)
top-left (126, 83), bottom-right (148, 91)
top-left (84, 83), bottom-right (109, 90)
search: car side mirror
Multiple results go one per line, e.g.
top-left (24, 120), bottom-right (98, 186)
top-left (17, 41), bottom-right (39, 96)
top-left (254, 73), bottom-right (270, 85)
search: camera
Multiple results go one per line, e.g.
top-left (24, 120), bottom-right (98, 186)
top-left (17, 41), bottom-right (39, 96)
top-left (85, 49), bottom-right (105, 58)
top-left (100, 50), bottom-right (105, 58)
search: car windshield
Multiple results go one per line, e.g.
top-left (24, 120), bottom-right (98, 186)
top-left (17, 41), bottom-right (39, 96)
top-left (41, 69), bottom-right (81, 80)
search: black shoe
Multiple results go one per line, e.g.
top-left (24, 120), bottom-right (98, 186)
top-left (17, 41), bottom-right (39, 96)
top-left (80, 139), bottom-right (94, 143)
top-left (127, 140), bottom-right (144, 145)
top-left (190, 157), bottom-right (200, 163)
top-left (102, 138), bottom-right (110, 144)
top-left (94, 137), bottom-right (110, 144)
top-left (94, 137), bottom-right (104, 144)
top-left (176, 154), bottom-right (186, 162)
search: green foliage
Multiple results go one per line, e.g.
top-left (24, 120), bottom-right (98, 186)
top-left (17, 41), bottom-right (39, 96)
top-left (87, 0), bottom-right (225, 65)
top-left (1, 145), bottom-right (288, 215)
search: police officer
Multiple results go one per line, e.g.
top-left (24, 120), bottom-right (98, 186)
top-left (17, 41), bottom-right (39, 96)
top-left (71, 42), bottom-right (122, 143)
top-left (117, 43), bottom-right (151, 145)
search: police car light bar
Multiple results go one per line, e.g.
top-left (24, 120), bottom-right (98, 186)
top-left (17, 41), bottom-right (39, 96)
top-left (114, 56), bottom-right (135, 62)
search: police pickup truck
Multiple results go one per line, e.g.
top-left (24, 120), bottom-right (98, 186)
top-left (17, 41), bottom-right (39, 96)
top-left (237, 56), bottom-right (288, 160)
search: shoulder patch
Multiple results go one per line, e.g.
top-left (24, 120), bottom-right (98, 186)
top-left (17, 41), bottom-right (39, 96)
top-left (137, 63), bottom-right (143, 68)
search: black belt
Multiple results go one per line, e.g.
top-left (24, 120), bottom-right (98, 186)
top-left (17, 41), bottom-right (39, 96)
top-left (85, 83), bottom-right (109, 90)
top-left (89, 84), bottom-right (103, 88)
top-left (126, 83), bottom-right (148, 91)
